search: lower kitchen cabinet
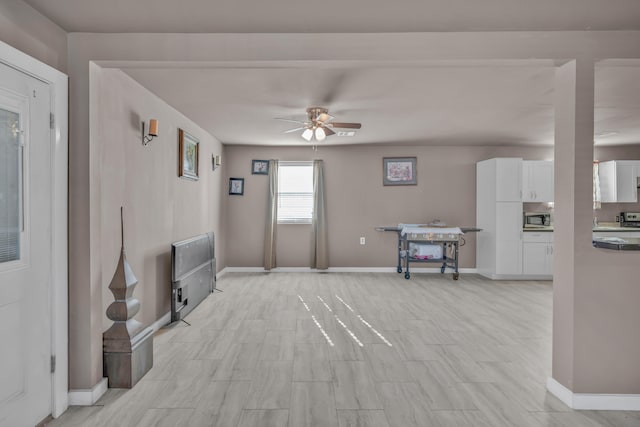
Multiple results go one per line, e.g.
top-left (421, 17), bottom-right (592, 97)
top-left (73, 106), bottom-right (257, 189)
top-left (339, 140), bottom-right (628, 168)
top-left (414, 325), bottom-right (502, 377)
top-left (522, 232), bottom-right (553, 277)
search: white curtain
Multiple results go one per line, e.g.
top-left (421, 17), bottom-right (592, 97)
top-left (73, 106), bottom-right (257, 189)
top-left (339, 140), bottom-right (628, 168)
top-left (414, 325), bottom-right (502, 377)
top-left (264, 160), bottom-right (278, 270)
top-left (593, 161), bottom-right (601, 210)
top-left (311, 160), bottom-right (329, 270)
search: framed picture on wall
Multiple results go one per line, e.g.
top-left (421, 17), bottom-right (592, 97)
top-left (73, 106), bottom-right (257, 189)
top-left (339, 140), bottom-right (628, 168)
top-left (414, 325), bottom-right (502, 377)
top-left (229, 178), bottom-right (244, 195)
top-left (252, 160), bottom-right (269, 175)
top-left (383, 157), bottom-right (417, 185)
top-left (178, 129), bottom-right (199, 180)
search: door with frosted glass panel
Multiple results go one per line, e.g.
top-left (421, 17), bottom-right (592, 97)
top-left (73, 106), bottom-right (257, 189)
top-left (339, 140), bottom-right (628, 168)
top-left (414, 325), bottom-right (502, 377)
top-left (0, 62), bottom-right (52, 427)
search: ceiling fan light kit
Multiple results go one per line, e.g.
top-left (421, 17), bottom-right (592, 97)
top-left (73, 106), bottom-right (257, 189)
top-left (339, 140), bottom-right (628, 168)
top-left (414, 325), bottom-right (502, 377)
top-left (277, 106), bottom-right (362, 142)
top-left (301, 128), bottom-right (314, 141)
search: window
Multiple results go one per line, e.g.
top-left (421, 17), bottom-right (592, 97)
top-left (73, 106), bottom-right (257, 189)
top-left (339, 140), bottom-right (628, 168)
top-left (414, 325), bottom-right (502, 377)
top-left (0, 107), bottom-right (22, 263)
top-left (277, 161), bottom-right (313, 224)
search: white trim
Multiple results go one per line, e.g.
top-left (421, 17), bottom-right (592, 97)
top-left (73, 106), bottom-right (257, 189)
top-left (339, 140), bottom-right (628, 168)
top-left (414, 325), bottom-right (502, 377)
top-left (546, 377), bottom-right (575, 408)
top-left (547, 377), bottom-right (640, 411)
top-left (219, 266), bottom-right (478, 274)
top-left (221, 266), bottom-right (265, 273)
top-left (150, 312), bottom-right (171, 333)
top-left (479, 272), bottom-right (552, 281)
top-left (68, 378), bottom-right (108, 407)
top-left (0, 41), bottom-right (68, 418)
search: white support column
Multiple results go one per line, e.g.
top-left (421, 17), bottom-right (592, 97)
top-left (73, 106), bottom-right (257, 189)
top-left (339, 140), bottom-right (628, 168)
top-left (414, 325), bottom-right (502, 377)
top-left (550, 59), bottom-right (640, 410)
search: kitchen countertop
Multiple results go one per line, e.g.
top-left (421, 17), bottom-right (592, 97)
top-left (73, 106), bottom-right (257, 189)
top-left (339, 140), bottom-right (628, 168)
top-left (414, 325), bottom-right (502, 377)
top-left (593, 237), bottom-right (640, 251)
top-left (523, 223), bottom-right (640, 232)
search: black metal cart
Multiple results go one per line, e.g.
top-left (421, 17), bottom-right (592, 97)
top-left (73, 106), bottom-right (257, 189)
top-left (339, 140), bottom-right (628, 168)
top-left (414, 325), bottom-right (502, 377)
top-left (376, 225), bottom-right (480, 280)
top-left (401, 228), bottom-right (461, 280)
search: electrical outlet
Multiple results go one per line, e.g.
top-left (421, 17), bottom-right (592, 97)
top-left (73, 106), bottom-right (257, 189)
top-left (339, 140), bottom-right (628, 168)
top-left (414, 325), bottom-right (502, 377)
top-left (360, 237), bottom-right (366, 245)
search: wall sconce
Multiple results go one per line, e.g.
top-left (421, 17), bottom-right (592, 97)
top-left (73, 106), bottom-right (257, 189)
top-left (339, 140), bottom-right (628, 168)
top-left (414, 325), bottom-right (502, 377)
top-left (212, 154), bottom-right (222, 171)
top-left (142, 119), bottom-right (158, 146)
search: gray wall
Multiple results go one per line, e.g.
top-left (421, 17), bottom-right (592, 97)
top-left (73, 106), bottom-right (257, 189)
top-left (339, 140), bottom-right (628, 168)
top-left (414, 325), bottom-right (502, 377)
top-left (94, 68), bottom-right (224, 332)
top-left (59, 31), bottom-right (640, 395)
top-left (224, 145), bottom-right (554, 268)
top-left (0, 0), bottom-right (67, 72)
top-left (224, 145), bottom-right (640, 269)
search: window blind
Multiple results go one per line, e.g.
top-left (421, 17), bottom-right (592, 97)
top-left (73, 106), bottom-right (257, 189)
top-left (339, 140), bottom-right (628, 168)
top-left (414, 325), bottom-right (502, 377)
top-left (277, 161), bottom-right (313, 224)
top-left (0, 108), bottom-right (21, 263)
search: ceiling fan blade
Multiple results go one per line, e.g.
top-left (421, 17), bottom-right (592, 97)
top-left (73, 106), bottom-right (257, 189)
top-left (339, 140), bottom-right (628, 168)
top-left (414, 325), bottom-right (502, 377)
top-left (275, 118), bottom-right (306, 125)
top-left (284, 127), bottom-right (307, 134)
top-left (328, 122), bottom-right (362, 129)
top-left (323, 126), bottom-right (336, 137)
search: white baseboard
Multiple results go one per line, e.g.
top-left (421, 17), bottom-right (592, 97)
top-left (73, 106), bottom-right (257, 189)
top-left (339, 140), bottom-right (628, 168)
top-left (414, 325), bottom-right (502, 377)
top-left (219, 266), bottom-right (478, 274)
top-left (68, 377), bottom-right (108, 406)
top-left (547, 377), bottom-right (640, 410)
top-left (149, 312), bottom-right (171, 332)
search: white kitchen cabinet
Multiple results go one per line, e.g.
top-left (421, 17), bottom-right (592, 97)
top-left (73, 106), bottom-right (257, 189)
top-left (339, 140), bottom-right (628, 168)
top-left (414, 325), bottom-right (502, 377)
top-left (496, 202), bottom-right (524, 275)
top-left (522, 232), bottom-right (553, 277)
top-left (598, 160), bottom-right (640, 203)
top-left (522, 161), bottom-right (554, 202)
top-left (495, 158), bottom-right (523, 202)
top-left (476, 158), bottom-right (523, 279)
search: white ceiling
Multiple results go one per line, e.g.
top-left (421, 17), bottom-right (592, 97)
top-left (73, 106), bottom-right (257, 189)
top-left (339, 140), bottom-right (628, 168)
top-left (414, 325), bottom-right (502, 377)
top-left (22, 0), bottom-right (640, 147)
top-left (22, 0), bottom-right (640, 33)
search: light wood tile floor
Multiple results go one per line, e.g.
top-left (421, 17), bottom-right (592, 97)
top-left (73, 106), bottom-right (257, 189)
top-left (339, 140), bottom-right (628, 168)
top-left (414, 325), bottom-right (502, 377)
top-left (48, 273), bottom-right (640, 427)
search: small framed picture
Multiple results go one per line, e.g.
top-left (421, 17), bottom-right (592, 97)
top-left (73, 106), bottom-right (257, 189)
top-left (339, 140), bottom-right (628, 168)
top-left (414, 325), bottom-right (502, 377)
top-left (229, 178), bottom-right (244, 195)
top-left (383, 157), bottom-right (417, 186)
top-left (252, 160), bottom-right (269, 175)
top-left (178, 129), bottom-right (199, 181)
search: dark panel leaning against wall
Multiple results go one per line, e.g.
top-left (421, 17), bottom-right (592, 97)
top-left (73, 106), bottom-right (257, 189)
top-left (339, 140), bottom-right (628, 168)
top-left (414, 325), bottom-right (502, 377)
top-left (224, 144), bottom-right (554, 269)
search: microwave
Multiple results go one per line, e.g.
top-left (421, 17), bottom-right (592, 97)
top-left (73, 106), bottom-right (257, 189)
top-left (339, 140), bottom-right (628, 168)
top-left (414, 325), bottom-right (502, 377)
top-left (523, 212), bottom-right (551, 227)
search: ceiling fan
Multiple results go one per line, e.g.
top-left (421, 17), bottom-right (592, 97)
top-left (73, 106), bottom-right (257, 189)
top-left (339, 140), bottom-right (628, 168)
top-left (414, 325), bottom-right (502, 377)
top-left (276, 107), bottom-right (362, 142)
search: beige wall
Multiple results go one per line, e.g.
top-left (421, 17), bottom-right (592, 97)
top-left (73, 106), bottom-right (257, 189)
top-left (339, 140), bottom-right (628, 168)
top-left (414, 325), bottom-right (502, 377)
top-left (67, 64), bottom-right (225, 388)
top-left (65, 31), bottom-right (640, 395)
top-left (224, 144), bottom-right (555, 268)
top-left (94, 68), bottom-right (224, 331)
top-left (225, 144), bottom-right (640, 269)
top-left (0, 0), bottom-right (67, 72)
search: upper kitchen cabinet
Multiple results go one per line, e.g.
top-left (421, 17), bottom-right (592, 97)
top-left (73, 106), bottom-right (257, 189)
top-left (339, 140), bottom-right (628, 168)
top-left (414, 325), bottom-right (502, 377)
top-left (599, 160), bottom-right (640, 203)
top-left (522, 160), bottom-right (554, 202)
top-left (485, 158), bottom-right (522, 201)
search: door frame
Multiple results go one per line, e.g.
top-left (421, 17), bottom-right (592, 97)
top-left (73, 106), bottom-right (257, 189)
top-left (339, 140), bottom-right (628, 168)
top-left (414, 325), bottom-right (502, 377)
top-left (0, 41), bottom-right (68, 418)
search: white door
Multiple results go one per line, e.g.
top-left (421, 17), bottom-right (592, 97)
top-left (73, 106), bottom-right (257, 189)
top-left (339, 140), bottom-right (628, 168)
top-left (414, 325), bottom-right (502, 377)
top-left (0, 62), bottom-right (52, 426)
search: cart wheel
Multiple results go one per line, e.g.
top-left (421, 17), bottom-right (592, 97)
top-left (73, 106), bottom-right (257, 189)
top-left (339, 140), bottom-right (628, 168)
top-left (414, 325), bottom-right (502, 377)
top-left (397, 266), bottom-right (403, 273)
top-left (404, 272), bottom-right (410, 280)
top-left (453, 273), bottom-right (459, 280)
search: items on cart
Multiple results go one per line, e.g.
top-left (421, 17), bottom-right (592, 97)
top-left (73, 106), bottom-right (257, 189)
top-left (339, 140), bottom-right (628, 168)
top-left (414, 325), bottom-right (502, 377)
top-left (407, 242), bottom-right (443, 260)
